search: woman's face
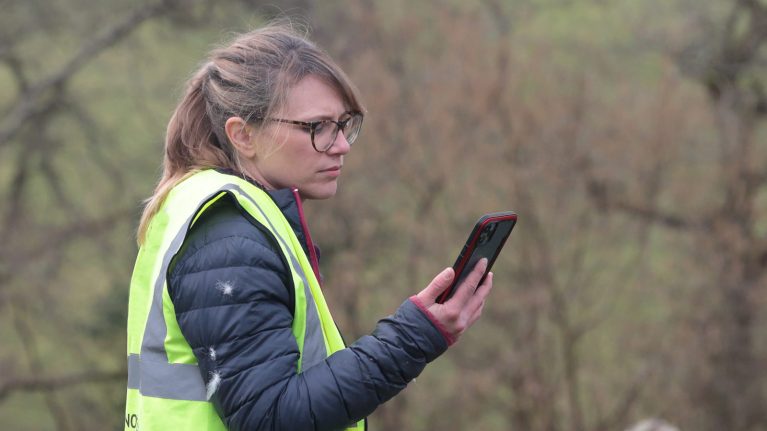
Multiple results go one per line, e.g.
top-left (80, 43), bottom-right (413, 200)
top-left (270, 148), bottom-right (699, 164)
top-left (249, 75), bottom-right (352, 200)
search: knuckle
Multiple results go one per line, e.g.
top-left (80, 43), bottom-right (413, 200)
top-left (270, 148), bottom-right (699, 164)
top-left (445, 309), bottom-right (460, 322)
top-left (462, 280), bottom-right (479, 292)
top-left (455, 322), bottom-right (467, 334)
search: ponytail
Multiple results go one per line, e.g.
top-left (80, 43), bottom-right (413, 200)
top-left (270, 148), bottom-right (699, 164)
top-left (136, 69), bottom-right (233, 244)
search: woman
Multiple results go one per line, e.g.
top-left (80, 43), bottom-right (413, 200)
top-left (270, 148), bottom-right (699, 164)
top-left (125, 22), bottom-right (493, 431)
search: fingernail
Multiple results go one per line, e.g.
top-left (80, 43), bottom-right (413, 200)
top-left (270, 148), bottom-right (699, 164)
top-left (443, 267), bottom-right (454, 280)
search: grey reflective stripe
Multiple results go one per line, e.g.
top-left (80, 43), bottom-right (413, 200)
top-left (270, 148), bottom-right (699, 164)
top-left (127, 354), bottom-right (207, 401)
top-left (223, 184), bottom-right (327, 370)
top-left (127, 352), bottom-right (140, 389)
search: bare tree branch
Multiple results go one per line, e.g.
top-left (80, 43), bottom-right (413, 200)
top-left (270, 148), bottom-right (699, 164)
top-left (1, 53), bottom-right (29, 95)
top-left (0, 0), bottom-right (177, 147)
top-left (586, 179), bottom-right (702, 231)
top-left (0, 206), bottom-right (136, 267)
top-left (595, 368), bottom-right (650, 430)
top-left (38, 140), bottom-right (83, 218)
top-left (0, 134), bottom-right (35, 244)
top-left (62, 100), bottom-right (128, 194)
top-left (707, 0), bottom-right (767, 101)
top-left (12, 306), bottom-right (73, 430)
top-left (0, 370), bottom-right (126, 403)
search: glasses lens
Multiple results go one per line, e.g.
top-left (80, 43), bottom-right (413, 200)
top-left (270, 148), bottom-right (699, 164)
top-left (314, 113), bottom-right (363, 152)
top-left (344, 113), bottom-right (363, 145)
top-left (314, 120), bottom-right (336, 152)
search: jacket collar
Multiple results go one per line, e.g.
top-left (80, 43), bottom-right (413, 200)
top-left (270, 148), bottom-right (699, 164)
top-left (265, 188), bottom-right (307, 249)
top-left (216, 169), bottom-right (313, 260)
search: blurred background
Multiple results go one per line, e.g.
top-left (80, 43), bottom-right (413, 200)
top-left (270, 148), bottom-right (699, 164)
top-left (1, 0), bottom-right (765, 430)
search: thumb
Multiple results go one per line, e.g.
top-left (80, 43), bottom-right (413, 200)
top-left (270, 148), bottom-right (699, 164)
top-left (419, 267), bottom-right (455, 303)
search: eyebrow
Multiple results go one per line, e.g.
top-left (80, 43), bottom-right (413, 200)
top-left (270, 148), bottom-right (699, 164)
top-left (297, 109), bottom-right (351, 122)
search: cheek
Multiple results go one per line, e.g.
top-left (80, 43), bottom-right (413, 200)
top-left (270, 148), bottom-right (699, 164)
top-left (289, 155), bottom-right (312, 178)
top-left (281, 151), bottom-right (318, 185)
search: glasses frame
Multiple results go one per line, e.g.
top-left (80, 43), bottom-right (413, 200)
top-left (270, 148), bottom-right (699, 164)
top-left (254, 111), bottom-right (364, 153)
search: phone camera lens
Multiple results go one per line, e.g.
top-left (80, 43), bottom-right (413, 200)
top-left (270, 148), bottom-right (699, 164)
top-left (479, 223), bottom-right (496, 245)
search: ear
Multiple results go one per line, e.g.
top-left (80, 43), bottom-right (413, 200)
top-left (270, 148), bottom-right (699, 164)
top-left (225, 117), bottom-right (258, 159)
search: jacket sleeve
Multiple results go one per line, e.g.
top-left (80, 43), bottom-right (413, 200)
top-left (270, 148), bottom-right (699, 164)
top-left (168, 203), bottom-right (448, 431)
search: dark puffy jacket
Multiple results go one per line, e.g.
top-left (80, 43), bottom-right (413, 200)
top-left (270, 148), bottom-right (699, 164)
top-left (168, 187), bottom-right (450, 431)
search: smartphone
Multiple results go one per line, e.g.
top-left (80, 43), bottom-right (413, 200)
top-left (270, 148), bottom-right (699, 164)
top-left (436, 212), bottom-right (517, 303)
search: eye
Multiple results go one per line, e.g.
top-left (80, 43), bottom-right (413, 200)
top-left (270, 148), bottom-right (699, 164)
top-left (314, 121), bottom-right (330, 134)
top-left (338, 116), bottom-right (352, 131)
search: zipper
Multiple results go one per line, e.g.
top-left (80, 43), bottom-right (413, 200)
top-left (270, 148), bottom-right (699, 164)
top-left (291, 188), bottom-right (322, 285)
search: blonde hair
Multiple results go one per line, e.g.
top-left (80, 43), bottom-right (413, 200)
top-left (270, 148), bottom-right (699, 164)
top-left (137, 21), bottom-right (364, 244)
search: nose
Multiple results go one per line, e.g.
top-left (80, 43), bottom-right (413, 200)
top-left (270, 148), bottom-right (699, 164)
top-left (326, 131), bottom-right (351, 155)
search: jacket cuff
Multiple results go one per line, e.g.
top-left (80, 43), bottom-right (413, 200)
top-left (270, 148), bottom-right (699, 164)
top-left (408, 296), bottom-right (456, 347)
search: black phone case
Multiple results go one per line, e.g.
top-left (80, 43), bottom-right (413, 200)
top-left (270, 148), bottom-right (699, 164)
top-left (436, 212), bottom-right (517, 303)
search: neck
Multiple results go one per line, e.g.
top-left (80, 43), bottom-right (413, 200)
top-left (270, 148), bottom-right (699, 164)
top-left (236, 162), bottom-right (273, 191)
top-left (235, 167), bottom-right (306, 202)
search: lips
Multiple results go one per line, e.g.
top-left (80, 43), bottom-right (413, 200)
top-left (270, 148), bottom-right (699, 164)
top-left (319, 166), bottom-right (341, 173)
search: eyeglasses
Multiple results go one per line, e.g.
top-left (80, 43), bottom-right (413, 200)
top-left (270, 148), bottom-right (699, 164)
top-left (255, 111), bottom-right (364, 153)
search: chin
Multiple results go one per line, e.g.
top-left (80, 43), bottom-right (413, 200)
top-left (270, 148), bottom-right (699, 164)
top-left (299, 183), bottom-right (338, 200)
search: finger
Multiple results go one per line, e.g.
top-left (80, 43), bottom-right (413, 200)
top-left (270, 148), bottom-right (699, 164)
top-left (475, 271), bottom-right (494, 299)
top-left (450, 258), bottom-right (488, 304)
top-left (417, 267), bottom-right (455, 303)
top-left (464, 273), bottom-right (493, 326)
top-left (467, 272), bottom-right (493, 313)
top-left (467, 297), bottom-right (488, 328)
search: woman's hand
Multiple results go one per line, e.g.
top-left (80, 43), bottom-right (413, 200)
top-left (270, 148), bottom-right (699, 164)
top-left (414, 258), bottom-right (494, 345)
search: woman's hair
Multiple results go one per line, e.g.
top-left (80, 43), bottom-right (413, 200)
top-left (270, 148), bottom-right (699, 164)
top-left (137, 21), bottom-right (364, 244)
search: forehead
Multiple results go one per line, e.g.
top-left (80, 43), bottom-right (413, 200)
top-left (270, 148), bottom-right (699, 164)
top-left (281, 75), bottom-right (346, 118)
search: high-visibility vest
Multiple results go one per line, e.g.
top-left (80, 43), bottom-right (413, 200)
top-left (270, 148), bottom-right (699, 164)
top-left (125, 169), bottom-right (364, 430)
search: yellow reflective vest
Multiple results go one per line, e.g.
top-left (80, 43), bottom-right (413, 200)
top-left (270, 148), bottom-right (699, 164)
top-left (125, 169), bottom-right (364, 430)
